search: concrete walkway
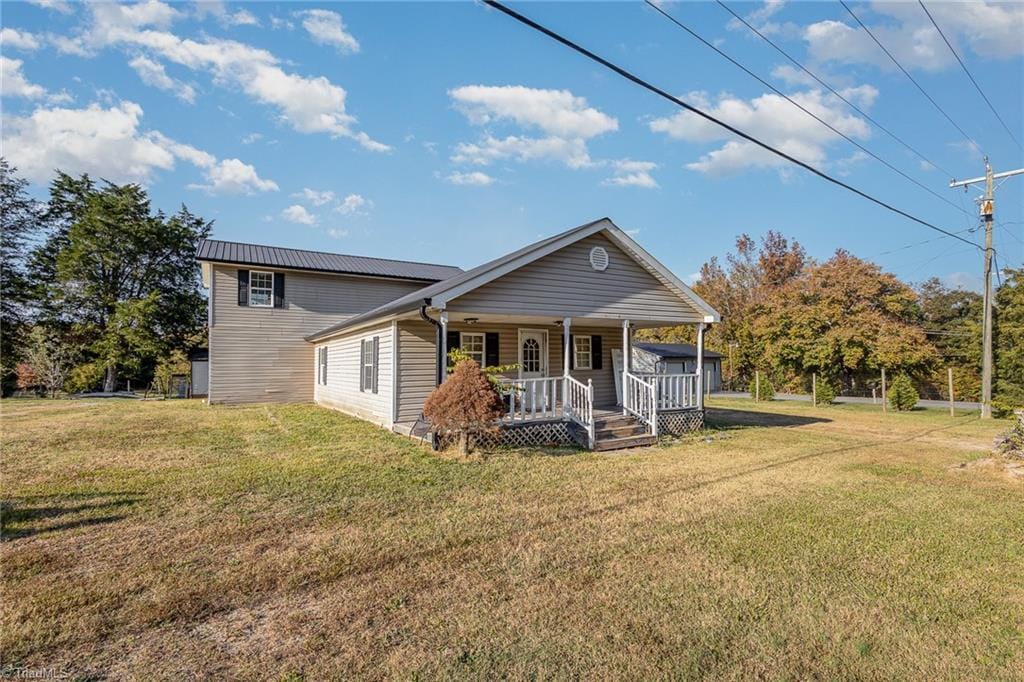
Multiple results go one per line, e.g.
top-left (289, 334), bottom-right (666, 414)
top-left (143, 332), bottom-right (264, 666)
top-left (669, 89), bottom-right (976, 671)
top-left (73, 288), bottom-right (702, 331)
top-left (710, 391), bottom-right (981, 411)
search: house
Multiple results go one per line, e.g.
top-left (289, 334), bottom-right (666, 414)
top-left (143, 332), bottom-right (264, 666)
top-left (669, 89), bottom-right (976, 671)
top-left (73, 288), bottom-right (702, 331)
top-left (633, 342), bottom-right (724, 392)
top-left (197, 218), bottom-right (721, 450)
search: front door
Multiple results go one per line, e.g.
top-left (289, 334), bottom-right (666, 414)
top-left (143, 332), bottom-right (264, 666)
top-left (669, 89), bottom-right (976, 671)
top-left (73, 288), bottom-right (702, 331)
top-left (518, 329), bottom-right (548, 410)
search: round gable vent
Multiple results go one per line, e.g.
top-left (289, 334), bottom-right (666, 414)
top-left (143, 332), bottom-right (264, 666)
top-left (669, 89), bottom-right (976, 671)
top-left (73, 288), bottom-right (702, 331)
top-left (589, 246), bottom-right (609, 271)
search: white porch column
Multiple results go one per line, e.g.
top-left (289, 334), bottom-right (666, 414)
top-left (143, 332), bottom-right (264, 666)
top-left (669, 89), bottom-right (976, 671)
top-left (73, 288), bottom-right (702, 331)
top-left (563, 317), bottom-right (572, 376)
top-left (622, 319), bottom-right (631, 415)
top-left (439, 310), bottom-right (449, 383)
top-left (696, 322), bottom-right (706, 410)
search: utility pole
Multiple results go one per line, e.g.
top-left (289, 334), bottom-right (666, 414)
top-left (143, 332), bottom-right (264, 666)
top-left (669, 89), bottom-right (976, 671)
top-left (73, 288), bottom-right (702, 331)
top-left (950, 159), bottom-right (1024, 419)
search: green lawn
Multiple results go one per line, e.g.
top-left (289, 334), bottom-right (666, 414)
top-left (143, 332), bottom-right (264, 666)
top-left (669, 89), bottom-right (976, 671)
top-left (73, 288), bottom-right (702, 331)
top-left (2, 397), bottom-right (1022, 679)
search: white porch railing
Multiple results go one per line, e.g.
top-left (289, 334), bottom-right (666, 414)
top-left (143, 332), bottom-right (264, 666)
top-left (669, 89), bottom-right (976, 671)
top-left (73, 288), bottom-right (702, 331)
top-left (637, 372), bottom-right (699, 411)
top-left (623, 371), bottom-right (658, 436)
top-left (564, 375), bottom-right (595, 448)
top-left (497, 376), bottom-right (595, 448)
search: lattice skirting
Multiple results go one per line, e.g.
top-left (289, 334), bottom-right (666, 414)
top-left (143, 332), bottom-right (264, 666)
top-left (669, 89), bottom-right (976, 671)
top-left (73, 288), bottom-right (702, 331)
top-left (437, 420), bottom-right (586, 450)
top-left (658, 409), bottom-right (704, 436)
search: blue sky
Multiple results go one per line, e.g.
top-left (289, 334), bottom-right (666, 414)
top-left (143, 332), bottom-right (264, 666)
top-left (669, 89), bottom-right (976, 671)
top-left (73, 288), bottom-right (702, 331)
top-left (2, 1), bottom-right (1021, 291)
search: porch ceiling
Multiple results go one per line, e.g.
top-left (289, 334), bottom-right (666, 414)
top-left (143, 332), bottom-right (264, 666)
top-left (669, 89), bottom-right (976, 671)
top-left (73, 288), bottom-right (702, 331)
top-left (431, 310), bottom-right (695, 329)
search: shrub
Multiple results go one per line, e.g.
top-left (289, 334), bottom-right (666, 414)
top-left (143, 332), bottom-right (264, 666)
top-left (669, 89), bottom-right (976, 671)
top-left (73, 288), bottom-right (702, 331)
top-left (15, 362), bottom-right (39, 393)
top-left (888, 374), bottom-right (918, 411)
top-left (815, 379), bottom-right (838, 406)
top-left (748, 375), bottom-right (774, 401)
top-left (424, 357), bottom-right (505, 455)
top-left (64, 362), bottom-right (105, 394)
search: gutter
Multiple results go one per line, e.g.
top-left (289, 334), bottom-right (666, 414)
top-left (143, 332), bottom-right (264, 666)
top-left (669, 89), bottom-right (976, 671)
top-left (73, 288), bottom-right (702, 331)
top-left (418, 300), bottom-right (444, 386)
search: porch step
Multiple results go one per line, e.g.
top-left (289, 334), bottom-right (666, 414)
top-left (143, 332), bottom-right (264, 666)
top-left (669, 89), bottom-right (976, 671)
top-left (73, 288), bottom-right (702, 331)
top-left (591, 412), bottom-right (656, 451)
top-left (593, 434), bottom-right (658, 452)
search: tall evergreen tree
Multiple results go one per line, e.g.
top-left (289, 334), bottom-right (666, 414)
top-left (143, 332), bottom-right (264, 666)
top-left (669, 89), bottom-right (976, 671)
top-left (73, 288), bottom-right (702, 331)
top-left (30, 175), bottom-right (211, 391)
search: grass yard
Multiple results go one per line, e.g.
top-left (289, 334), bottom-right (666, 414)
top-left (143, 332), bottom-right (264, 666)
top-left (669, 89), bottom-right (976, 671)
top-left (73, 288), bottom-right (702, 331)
top-left (2, 397), bottom-right (1022, 680)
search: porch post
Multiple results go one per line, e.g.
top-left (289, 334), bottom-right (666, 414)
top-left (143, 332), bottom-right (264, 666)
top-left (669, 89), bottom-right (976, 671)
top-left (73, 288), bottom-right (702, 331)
top-left (696, 322), bottom-right (706, 410)
top-left (563, 317), bottom-right (571, 377)
top-left (622, 319), bottom-right (631, 416)
top-left (439, 310), bottom-right (449, 383)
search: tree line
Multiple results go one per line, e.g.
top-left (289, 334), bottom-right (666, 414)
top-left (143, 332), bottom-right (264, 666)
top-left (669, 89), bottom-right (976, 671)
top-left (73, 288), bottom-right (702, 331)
top-left (639, 231), bottom-right (1023, 414)
top-left (1, 159), bottom-right (210, 396)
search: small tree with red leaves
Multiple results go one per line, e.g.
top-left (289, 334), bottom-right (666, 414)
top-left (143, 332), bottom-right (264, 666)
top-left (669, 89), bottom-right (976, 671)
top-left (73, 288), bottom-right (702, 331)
top-left (423, 357), bottom-right (505, 455)
top-left (15, 362), bottom-right (39, 393)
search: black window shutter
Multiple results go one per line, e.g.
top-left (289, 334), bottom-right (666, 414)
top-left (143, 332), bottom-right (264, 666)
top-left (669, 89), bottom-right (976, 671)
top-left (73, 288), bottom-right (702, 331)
top-left (273, 272), bottom-right (285, 308)
top-left (568, 334), bottom-right (575, 370)
top-left (359, 340), bottom-right (366, 391)
top-left (592, 335), bottom-right (603, 369)
top-left (485, 333), bottom-right (500, 367)
top-left (371, 336), bottom-right (379, 394)
top-left (237, 269), bottom-right (249, 306)
top-left (446, 330), bottom-right (460, 366)
top-left (322, 347), bottom-right (328, 384)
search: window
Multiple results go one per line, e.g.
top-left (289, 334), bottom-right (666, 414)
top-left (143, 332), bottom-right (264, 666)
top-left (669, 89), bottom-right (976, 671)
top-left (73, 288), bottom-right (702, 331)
top-left (317, 347), bottom-right (328, 385)
top-left (461, 332), bottom-right (485, 365)
top-left (360, 337), bottom-right (378, 393)
top-left (573, 335), bottom-right (593, 370)
top-left (249, 270), bottom-right (273, 307)
top-left (521, 338), bottom-right (541, 373)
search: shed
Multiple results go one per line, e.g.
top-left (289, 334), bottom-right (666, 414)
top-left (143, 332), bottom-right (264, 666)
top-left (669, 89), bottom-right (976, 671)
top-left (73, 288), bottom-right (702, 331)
top-left (188, 348), bottom-right (209, 398)
top-left (632, 342), bottom-right (724, 391)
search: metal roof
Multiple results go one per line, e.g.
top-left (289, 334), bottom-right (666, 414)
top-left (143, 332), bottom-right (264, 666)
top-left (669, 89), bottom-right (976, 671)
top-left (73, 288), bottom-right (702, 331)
top-left (306, 217), bottom-right (610, 342)
top-left (196, 239), bottom-right (463, 282)
top-left (634, 342), bottom-right (723, 359)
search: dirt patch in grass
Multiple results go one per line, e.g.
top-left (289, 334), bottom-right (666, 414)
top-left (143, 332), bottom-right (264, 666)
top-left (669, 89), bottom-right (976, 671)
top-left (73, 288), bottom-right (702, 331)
top-left (2, 397), bottom-right (1022, 679)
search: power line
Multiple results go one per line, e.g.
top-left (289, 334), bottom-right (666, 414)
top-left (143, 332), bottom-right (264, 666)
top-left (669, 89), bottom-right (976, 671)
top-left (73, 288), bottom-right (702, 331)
top-left (645, 1), bottom-right (970, 217)
top-left (716, 0), bottom-right (956, 179)
top-left (482, 0), bottom-right (983, 252)
top-left (839, 0), bottom-right (985, 158)
top-left (918, 0), bottom-right (1022, 153)
top-left (876, 225), bottom-right (978, 257)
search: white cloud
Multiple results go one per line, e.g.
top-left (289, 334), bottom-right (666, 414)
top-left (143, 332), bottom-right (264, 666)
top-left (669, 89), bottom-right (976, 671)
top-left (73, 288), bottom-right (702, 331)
top-left (603, 159), bottom-right (659, 188)
top-left (450, 85), bottom-right (618, 139)
top-left (189, 158), bottom-right (278, 195)
top-left (448, 85), bottom-right (618, 171)
top-left (2, 100), bottom-right (275, 194)
top-left (194, 2), bottom-right (260, 27)
top-left (1, 56), bottom-right (47, 99)
top-left (297, 9), bottom-right (359, 54)
top-left (55, 1), bottom-right (388, 151)
top-left (241, 132), bottom-right (262, 144)
top-left (1, 28), bottom-right (42, 51)
top-left (803, 2), bottom-right (1024, 71)
top-left (281, 204), bottom-right (316, 225)
top-left (326, 227), bottom-right (349, 239)
top-left (27, 0), bottom-right (73, 13)
top-left (336, 193), bottom-right (372, 215)
top-left (129, 55), bottom-right (195, 103)
top-left (292, 188), bottom-right (336, 205)
top-left (649, 88), bottom-right (873, 175)
top-left (446, 170), bottom-right (494, 186)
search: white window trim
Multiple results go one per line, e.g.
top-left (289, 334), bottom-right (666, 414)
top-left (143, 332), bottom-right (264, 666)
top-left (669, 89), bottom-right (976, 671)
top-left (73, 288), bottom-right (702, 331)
top-left (361, 337), bottom-right (377, 393)
top-left (573, 334), bottom-right (593, 370)
top-left (249, 270), bottom-right (274, 308)
top-left (460, 332), bottom-right (486, 366)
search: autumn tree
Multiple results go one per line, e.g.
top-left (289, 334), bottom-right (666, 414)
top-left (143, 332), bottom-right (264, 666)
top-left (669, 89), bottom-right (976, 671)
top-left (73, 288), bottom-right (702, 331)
top-left (757, 251), bottom-right (937, 390)
top-left (423, 358), bottom-right (505, 455)
top-left (639, 231), bottom-right (807, 388)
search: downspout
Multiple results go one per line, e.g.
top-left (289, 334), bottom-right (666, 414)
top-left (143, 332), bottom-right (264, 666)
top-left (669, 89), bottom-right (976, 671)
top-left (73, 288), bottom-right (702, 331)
top-left (418, 301), bottom-right (444, 386)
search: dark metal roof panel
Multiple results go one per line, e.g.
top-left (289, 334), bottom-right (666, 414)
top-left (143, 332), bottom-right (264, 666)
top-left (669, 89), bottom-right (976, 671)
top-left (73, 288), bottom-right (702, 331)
top-left (196, 238), bottom-right (462, 282)
top-left (633, 342), bottom-right (723, 359)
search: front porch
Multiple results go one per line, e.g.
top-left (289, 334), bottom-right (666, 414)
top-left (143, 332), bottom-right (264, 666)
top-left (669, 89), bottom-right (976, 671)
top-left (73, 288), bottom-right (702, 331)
top-left (430, 312), bottom-right (710, 450)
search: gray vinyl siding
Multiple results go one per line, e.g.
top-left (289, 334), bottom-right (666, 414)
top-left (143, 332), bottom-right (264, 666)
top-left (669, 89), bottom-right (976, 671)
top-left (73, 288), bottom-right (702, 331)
top-left (446, 234), bottom-right (702, 324)
top-left (208, 264), bottom-right (424, 404)
top-left (395, 320), bottom-right (438, 424)
top-left (313, 323), bottom-right (393, 425)
top-left (393, 321), bottom-right (625, 420)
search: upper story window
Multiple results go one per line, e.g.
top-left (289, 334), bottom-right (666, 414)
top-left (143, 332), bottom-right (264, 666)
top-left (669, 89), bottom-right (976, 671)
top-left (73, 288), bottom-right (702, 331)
top-left (249, 271), bottom-right (274, 307)
top-left (461, 332), bottom-right (485, 365)
top-left (573, 335), bottom-right (593, 370)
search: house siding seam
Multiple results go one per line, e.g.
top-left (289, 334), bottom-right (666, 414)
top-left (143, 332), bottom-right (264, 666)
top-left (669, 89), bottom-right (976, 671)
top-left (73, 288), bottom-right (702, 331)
top-left (313, 322), bottom-right (394, 426)
top-left (445, 234), bottom-right (702, 323)
top-left (208, 264), bottom-right (425, 404)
